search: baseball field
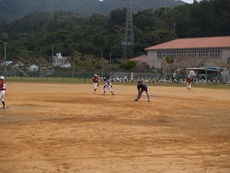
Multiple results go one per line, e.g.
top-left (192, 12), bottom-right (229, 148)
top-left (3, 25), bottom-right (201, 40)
top-left (0, 82), bottom-right (230, 173)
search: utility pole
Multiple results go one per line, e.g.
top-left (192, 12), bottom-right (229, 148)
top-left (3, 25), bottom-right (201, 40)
top-left (4, 42), bottom-right (7, 74)
top-left (122, 0), bottom-right (134, 60)
top-left (101, 50), bottom-right (104, 77)
top-left (49, 46), bottom-right (54, 64)
top-left (52, 46), bottom-right (54, 56)
top-left (109, 53), bottom-right (112, 74)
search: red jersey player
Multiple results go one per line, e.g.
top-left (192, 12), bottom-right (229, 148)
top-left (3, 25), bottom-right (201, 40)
top-left (92, 74), bottom-right (99, 92)
top-left (0, 76), bottom-right (7, 108)
top-left (186, 75), bottom-right (192, 91)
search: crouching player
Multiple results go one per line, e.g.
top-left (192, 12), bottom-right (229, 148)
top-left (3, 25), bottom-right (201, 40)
top-left (134, 81), bottom-right (150, 102)
top-left (0, 76), bottom-right (7, 108)
top-left (103, 80), bottom-right (114, 95)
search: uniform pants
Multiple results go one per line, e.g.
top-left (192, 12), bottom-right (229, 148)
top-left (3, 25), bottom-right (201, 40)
top-left (187, 83), bottom-right (192, 89)
top-left (0, 90), bottom-right (5, 102)
top-left (94, 83), bottom-right (99, 90)
top-left (137, 90), bottom-right (150, 101)
top-left (104, 86), bottom-right (113, 94)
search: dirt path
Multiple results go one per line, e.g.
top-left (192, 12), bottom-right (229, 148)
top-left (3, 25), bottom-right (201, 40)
top-left (0, 83), bottom-right (230, 173)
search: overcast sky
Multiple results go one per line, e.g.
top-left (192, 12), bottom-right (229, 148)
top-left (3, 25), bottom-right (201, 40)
top-left (182, 0), bottom-right (194, 4)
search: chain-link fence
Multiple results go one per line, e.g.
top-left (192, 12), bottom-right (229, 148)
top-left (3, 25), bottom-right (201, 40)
top-left (1, 68), bottom-right (230, 85)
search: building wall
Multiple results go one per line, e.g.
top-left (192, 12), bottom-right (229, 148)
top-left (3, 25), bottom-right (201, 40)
top-left (146, 50), bottom-right (160, 68)
top-left (146, 47), bottom-right (230, 69)
top-left (222, 48), bottom-right (230, 63)
top-left (138, 56), bottom-right (154, 68)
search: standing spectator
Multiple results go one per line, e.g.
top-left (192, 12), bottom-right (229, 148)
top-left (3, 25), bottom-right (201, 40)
top-left (186, 75), bottom-right (192, 91)
top-left (172, 72), bottom-right (176, 81)
top-left (0, 76), bottom-right (7, 108)
top-left (92, 74), bottom-right (99, 92)
top-left (130, 72), bottom-right (134, 82)
top-left (134, 81), bottom-right (150, 102)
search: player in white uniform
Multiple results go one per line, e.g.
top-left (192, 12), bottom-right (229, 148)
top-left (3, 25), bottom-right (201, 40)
top-left (103, 80), bottom-right (114, 95)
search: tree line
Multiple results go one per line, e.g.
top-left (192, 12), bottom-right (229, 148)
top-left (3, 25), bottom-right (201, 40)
top-left (0, 0), bottom-right (229, 72)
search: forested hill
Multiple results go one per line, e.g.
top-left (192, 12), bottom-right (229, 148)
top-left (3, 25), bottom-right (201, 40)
top-left (0, 0), bottom-right (229, 62)
top-left (0, 0), bottom-right (185, 23)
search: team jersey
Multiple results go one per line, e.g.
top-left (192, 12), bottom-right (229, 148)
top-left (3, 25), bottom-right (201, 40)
top-left (104, 82), bottom-right (112, 88)
top-left (137, 83), bottom-right (148, 92)
top-left (0, 81), bottom-right (6, 91)
top-left (186, 77), bottom-right (192, 83)
top-left (93, 77), bottom-right (99, 83)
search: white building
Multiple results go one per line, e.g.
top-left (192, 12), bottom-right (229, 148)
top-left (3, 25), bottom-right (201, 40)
top-left (28, 64), bottom-right (39, 72)
top-left (52, 53), bottom-right (71, 68)
top-left (138, 36), bottom-right (230, 69)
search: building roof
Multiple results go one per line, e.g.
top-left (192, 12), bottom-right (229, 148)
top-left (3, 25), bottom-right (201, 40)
top-left (0, 61), bottom-right (13, 67)
top-left (128, 55), bottom-right (147, 61)
top-left (186, 67), bottom-right (227, 72)
top-left (145, 36), bottom-right (230, 50)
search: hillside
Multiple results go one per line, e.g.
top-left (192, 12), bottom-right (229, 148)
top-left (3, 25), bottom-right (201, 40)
top-left (0, 0), bottom-right (229, 63)
top-left (0, 0), bottom-right (185, 23)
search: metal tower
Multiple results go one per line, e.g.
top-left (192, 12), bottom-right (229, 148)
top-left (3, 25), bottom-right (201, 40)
top-left (122, 0), bottom-right (134, 59)
top-left (49, 0), bottom-right (54, 21)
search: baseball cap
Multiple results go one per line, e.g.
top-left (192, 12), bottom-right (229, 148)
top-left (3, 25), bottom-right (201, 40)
top-left (0, 76), bottom-right (4, 80)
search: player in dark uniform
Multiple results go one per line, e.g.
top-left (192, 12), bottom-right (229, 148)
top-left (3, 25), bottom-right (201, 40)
top-left (134, 81), bottom-right (150, 102)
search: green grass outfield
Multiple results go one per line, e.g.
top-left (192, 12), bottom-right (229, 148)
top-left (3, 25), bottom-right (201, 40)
top-left (5, 76), bottom-right (230, 89)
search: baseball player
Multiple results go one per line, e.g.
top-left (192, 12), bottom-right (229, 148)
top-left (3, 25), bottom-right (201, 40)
top-left (134, 81), bottom-right (150, 102)
top-left (0, 76), bottom-right (7, 108)
top-left (103, 80), bottom-right (114, 95)
top-left (186, 75), bottom-right (192, 91)
top-left (92, 74), bottom-right (99, 92)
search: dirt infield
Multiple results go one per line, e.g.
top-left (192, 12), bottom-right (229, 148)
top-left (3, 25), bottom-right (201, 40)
top-left (0, 82), bottom-right (230, 173)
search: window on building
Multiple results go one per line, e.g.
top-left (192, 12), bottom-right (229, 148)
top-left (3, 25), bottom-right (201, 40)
top-left (198, 49), bottom-right (209, 57)
top-left (176, 50), bottom-right (186, 57)
top-left (166, 50), bottom-right (176, 57)
top-left (210, 49), bottom-right (221, 58)
top-left (157, 51), bottom-right (166, 58)
top-left (187, 50), bottom-right (197, 57)
top-left (157, 49), bottom-right (221, 59)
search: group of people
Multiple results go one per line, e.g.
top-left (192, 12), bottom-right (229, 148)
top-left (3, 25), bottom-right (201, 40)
top-left (0, 74), bottom-right (192, 109)
top-left (93, 74), bottom-right (193, 101)
top-left (92, 74), bottom-right (114, 95)
top-left (92, 74), bottom-right (151, 102)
